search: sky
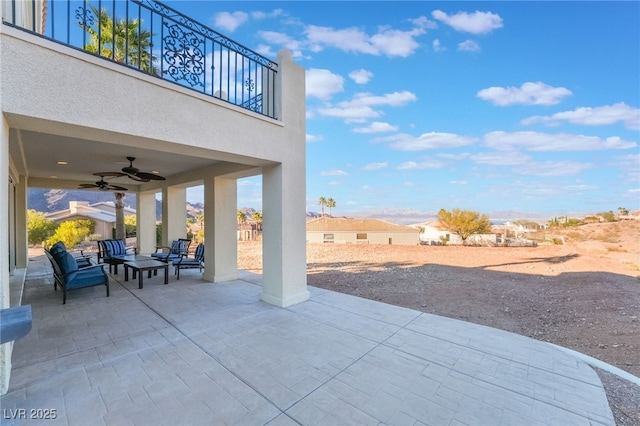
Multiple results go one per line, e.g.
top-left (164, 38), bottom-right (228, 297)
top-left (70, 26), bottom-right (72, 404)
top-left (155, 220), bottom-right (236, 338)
top-left (171, 1), bottom-right (640, 218)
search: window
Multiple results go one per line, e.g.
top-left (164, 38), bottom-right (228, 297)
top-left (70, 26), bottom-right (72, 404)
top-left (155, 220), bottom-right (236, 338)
top-left (323, 233), bottom-right (334, 243)
top-left (356, 233), bottom-right (367, 240)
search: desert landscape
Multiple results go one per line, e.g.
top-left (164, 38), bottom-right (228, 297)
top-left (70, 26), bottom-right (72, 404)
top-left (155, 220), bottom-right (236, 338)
top-left (238, 219), bottom-right (640, 425)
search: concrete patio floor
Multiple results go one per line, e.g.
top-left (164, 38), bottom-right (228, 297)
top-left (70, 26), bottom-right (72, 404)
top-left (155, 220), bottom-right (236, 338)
top-left (1, 254), bottom-right (614, 425)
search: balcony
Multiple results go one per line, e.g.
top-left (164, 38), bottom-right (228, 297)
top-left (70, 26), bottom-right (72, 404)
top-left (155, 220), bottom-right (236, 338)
top-left (2, 0), bottom-right (278, 119)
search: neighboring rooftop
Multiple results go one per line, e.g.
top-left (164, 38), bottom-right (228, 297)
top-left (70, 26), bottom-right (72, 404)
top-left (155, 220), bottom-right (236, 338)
top-left (307, 217), bottom-right (418, 233)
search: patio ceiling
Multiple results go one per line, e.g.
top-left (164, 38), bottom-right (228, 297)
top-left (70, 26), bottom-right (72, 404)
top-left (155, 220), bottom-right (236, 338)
top-left (9, 129), bottom-right (263, 192)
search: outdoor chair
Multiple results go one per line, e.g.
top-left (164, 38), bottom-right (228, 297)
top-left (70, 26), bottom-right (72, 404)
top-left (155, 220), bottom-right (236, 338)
top-left (172, 243), bottom-right (204, 280)
top-left (151, 238), bottom-right (191, 263)
top-left (97, 239), bottom-right (137, 273)
top-left (48, 241), bottom-right (92, 268)
top-left (45, 245), bottom-right (109, 304)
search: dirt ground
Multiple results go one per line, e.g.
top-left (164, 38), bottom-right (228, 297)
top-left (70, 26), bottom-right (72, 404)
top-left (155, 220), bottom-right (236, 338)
top-left (238, 219), bottom-right (640, 425)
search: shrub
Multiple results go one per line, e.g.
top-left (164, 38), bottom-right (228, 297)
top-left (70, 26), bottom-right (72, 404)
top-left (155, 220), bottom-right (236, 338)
top-left (27, 210), bottom-right (58, 245)
top-left (46, 219), bottom-right (94, 249)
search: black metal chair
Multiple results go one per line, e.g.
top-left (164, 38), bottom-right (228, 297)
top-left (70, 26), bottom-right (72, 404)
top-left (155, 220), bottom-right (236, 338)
top-left (45, 245), bottom-right (109, 304)
top-left (172, 243), bottom-right (204, 280)
top-left (151, 238), bottom-right (191, 263)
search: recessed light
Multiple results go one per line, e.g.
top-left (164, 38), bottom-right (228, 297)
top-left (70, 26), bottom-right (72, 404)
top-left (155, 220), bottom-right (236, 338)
top-left (56, 161), bottom-right (68, 165)
top-left (152, 170), bottom-right (160, 174)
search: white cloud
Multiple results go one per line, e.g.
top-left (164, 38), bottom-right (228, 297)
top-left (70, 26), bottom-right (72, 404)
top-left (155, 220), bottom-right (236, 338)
top-left (450, 180), bottom-right (468, 185)
top-left (214, 11), bottom-right (249, 32)
top-left (305, 24), bottom-right (425, 57)
top-left (432, 39), bottom-right (445, 52)
top-left (383, 132), bottom-right (478, 151)
top-left (316, 91), bottom-right (417, 123)
top-left (316, 106), bottom-right (381, 122)
top-left (458, 40), bottom-right (480, 52)
top-left (483, 131), bottom-right (637, 151)
top-left (471, 151), bottom-right (531, 166)
top-left (259, 31), bottom-right (304, 57)
top-left (431, 10), bottom-right (503, 34)
top-left (320, 169), bottom-right (348, 176)
top-left (306, 68), bottom-right (344, 100)
top-left (396, 159), bottom-right (446, 169)
top-left (349, 69), bottom-right (373, 84)
top-left (478, 82), bottom-right (572, 106)
top-left (251, 9), bottom-right (283, 20)
top-left (306, 134), bottom-right (324, 143)
top-left (339, 91), bottom-right (417, 108)
top-left (353, 122), bottom-right (398, 134)
top-left (362, 162), bottom-right (389, 171)
top-left (521, 103), bottom-right (640, 130)
top-left (514, 160), bottom-right (594, 177)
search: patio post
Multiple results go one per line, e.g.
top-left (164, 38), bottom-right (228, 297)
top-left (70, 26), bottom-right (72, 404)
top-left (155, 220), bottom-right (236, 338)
top-left (161, 186), bottom-right (187, 246)
top-left (1, 114), bottom-right (12, 394)
top-left (136, 191), bottom-right (157, 255)
top-left (202, 175), bottom-right (238, 282)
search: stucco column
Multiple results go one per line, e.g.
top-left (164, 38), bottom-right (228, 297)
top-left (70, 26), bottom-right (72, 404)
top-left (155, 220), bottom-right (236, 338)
top-left (14, 176), bottom-right (27, 268)
top-left (161, 186), bottom-right (186, 246)
top-left (261, 164), bottom-right (309, 307)
top-left (136, 192), bottom-right (156, 254)
top-left (202, 176), bottom-right (238, 282)
top-left (1, 115), bottom-right (12, 394)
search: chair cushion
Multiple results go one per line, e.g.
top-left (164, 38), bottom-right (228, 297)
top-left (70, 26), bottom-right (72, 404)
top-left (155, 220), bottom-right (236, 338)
top-left (65, 267), bottom-right (107, 290)
top-left (105, 240), bottom-right (127, 257)
top-left (59, 252), bottom-right (80, 279)
top-left (49, 241), bottom-right (66, 256)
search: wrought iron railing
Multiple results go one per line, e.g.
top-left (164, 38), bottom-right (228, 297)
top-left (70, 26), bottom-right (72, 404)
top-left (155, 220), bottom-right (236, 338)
top-left (2, 0), bottom-right (278, 119)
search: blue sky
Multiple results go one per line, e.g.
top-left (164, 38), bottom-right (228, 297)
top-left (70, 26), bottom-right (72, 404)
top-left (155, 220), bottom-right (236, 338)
top-left (173, 1), bottom-right (640, 218)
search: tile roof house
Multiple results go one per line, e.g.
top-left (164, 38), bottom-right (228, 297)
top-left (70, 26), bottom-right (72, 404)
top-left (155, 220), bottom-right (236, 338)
top-left (45, 201), bottom-right (136, 240)
top-left (307, 217), bottom-right (419, 245)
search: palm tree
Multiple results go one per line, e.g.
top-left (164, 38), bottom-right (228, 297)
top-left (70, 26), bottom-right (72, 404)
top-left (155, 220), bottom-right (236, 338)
top-left (114, 192), bottom-right (126, 240)
top-left (237, 210), bottom-right (247, 225)
top-left (81, 4), bottom-right (158, 74)
top-left (326, 198), bottom-right (336, 217)
top-left (318, 197), bottom-right (327, 217)
top-left (252, 211), bottom-right (263, 232)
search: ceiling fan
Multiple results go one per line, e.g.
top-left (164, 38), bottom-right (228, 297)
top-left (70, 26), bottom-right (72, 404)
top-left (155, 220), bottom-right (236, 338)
top-left (78, 175), bottom-right (129, 192)
top-left (97, 156), bottom-right (167, 182)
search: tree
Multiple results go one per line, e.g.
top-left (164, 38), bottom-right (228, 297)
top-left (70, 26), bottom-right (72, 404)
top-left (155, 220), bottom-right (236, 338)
top-left (124, 214), bottom-right (136, 238)
top-left (618, 207), bottom-right (629, 216)
top-left (436, 208), bottom-right (492, 244)
top-left (237, 210), bottom-right (247, 225)
top-left (326, 198), bottom-right (336, 217)
top-left (318, 197), bottom-right (327, 217)
top-left (252, 211), bottom-right (263, 231)
top-left (46, 219), bottom-right (94, 249)
top-left (81, 4), bottom-right (157, 74)
top-left (114, 192), bottom-right (126, 240)
top-left (27, 210), bottom-right (58, 245)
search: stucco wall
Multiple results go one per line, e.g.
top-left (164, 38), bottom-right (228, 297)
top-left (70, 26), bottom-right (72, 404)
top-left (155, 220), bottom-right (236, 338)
top-left (307, 231), bottom-right (418, 245)
top-left (0, 30), bottom-right (298, 168)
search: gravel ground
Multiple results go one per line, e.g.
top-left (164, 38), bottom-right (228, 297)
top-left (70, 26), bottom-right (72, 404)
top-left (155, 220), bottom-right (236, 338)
top-left (238, 220), bottom-right (640, 425)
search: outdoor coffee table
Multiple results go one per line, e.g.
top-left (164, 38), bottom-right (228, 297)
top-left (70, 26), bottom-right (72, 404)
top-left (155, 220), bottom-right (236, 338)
top-left (123, 258), bottom-right (169, 289)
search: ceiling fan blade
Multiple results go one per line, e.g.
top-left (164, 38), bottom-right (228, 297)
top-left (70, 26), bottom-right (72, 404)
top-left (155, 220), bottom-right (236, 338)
top-left (79, 183), bottom-right (99, 188)
top-left (135, 172), bottom-right (166, 181)
top-left (94, 172), bottom-right (126, 178)
top-left (124, 173), bottom-right (149, 182)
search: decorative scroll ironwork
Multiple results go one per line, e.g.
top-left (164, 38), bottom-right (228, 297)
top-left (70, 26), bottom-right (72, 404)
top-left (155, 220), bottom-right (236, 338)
top-left (3, 0), bottom-right (279, 119)
top-left (242, 94), bottom-right (263, 114)
top-left (75, 6), bottom-right (95, 28)
top-left (162, 22), bottom-right (205, 87)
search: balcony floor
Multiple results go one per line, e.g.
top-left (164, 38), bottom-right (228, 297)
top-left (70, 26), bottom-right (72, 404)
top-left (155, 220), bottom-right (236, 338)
top-left (1, 253), bottom-right (614, 425)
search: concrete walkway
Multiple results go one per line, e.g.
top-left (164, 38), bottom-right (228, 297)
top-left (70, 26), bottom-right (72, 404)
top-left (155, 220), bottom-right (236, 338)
top-left (1, 254), bottom-right (614, 425)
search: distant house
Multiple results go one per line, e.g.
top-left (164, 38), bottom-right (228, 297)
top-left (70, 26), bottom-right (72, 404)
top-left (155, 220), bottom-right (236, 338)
top-left (418, 221), bottom-right (496, 245)
top-left (45, 201), bottom-right (136, 240)
top-left (306, 217), bottom-right (419, 245)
